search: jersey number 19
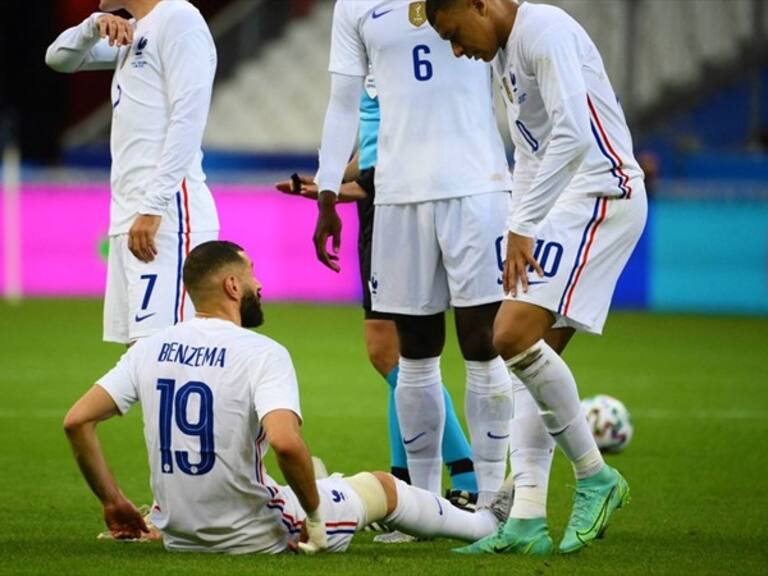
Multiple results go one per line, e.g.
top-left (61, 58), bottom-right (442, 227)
top-left (156, 379), bottom-right (215, 475)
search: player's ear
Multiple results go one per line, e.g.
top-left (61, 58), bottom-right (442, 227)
top-left (222, 274), bottom-right (240, 301)
top-left (469, 0), bottom-right (487, 16)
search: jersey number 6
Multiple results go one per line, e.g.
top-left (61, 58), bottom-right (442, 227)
top-left (412, 45), bottom-right (433, 82)
top-left (156, 379), bottom-right (215, 475)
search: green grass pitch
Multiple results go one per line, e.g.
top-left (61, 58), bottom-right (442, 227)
top-left (1, 300), bottom-right (766, 575)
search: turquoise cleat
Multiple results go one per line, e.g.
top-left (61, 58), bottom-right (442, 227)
top-left (559, 465), bottom-right (630, 554)
top-left (453, 517), bottom-right (553, 556)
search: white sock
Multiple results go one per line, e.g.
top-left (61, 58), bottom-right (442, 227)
top-left (508, 376), bottom-right (554, 519)
top-left (395, 356), bottom-right (445, 494)
top-left (507, 340), bottom-right (604, 475)
top-left (572, 447), bottom-right (604, 479)
top-left (385, 478), bottom-right (497, 542)
top-left (464, 357), bottom-right (514, 503)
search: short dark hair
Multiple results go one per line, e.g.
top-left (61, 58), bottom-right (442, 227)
top-left (183, 240), bottom-right (246, 297)
top-left (426, 0), bottom-right (461, 26)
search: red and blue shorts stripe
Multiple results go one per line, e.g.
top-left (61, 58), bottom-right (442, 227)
top-left (173, 179), bottom-right (192, 324)
top-left (557, 197), bottom-right (608, 317)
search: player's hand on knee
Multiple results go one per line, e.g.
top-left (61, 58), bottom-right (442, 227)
top-left (103, 497), bottom-right (149, 540)
top-left (313, 191), bottom-right (342, 273)
top-left (295, 509), bottom-right (328, 555)
top-left (96, 14), bottom-right (134, 48)
top-left (505, 232), bottom-right (543, 296)
top-left (128, 214), bottom-right (161, 263)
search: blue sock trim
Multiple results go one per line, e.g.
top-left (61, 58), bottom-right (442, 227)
top-left (450, 471), bottom-right (478, 493)
top-left (385, 366), bottom-right (408, 469)
top-left (385, 365), bottom-right (399, 389)
top-left (441, 385), bottom-right (478, 492)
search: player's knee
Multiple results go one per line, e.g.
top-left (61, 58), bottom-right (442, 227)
top-left (493, 305), bottom-right (552, 358)
top-left (395, 314), bottom-right (445, 358)
top-left (371, 471), bottom-right (397, 516)
top-left (455, 304), bottom-right (500, 360)
top-left (364, 322), bottom-right (399, 376)
top-left (346, 472), bottom-right (395, 522)
top-left (492, 323), bottom-right (527, 358)
top-left (456, 329), bottom-right (496, 361)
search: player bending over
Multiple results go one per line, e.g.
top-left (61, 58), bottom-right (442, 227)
top-left (427, 0), bottom-right (646, 555)
top-left (62, 241), bottom-right (503, 554)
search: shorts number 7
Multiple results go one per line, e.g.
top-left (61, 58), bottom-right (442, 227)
top-left (139, 274), bottom-right (158, 311)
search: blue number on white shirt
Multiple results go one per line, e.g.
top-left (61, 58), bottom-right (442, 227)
top-left (530, 240), bottom-right (564, 277)
top-left (495, 235), bottom-right (504, 285)
top-left (412, 45), bottom-right (433, 81)
top-left (139, 274), bottom-right (157, 311)
top-left (515, 120), bottom-right (539, 153)
top-left (156, 379), bottom-right (215, 475)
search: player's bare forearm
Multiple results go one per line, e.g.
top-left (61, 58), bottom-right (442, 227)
top-left (64, 386), bottom-right (148, 538)
top-left (64, 386), bottom-right (123, 505)
top-left (342, 152), bottom-right (361, 184)
top-left (274, 438), bottom-right (321, 515)
top-left (263, 410), bottom-right (321, 514)
top-left (276, 177), bottom-right (366, 203)
top-left (64, 421), bottom-right (123, 506)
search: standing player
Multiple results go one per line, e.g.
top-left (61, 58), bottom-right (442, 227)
top-left (62, 241), bottom-right (505, 554)
top-left (427, 0), bottom-right (646, 554)
top-left (278, 73), bottom-right (480, 523)
top-left (312, 0), bottom-right (515, 507)
top-left (45, 0), bottom-right (219, 345)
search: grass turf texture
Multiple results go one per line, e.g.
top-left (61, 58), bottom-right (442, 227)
top-left (0, 300), bottom-right (766, 575)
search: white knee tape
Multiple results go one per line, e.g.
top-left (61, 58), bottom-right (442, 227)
top-left (345, 472), bottom-right (389, 525)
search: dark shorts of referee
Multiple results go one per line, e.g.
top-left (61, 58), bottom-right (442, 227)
top-left (355, 167), bottom-right (394, 321)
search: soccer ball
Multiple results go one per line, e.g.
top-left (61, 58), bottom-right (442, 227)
top-left (581, 395), bottom-right (633, 453)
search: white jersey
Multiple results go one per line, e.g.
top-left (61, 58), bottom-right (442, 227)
top-left (329, 0), bottom-right (511, 204)
top-left (493, 1), bottom-right (643, 238)
top-left (98, 318), bottom-right (301, 554)
top-left (45, 0), bottom-right (219, 236)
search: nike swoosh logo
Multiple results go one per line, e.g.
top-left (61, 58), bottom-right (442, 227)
top-left (433, 496), bottom-right (444, 516)
top-left (372, 8), bottom-right (393, 19)
top-left (134, 312), bottom-right (156, 322)
top-left (487, 432), bottom-right (510, 440)
top-left (403, 432), bottom-right (426, 445)
top-left (576, 485), bottom-right (615, 542)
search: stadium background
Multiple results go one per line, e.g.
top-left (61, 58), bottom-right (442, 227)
top-left (1, 1), bottom-right (766, 574)
top-left (2, 0), bottom-right (767, 312)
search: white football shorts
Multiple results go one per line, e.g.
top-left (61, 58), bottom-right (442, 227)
top-left (280, 475), bottom-right (366, 552)
top-left (370, 192), bottom-right (510, 315)
top-left (103, 230), bottom-right (218, 344)
top-left (507, 183), bottom-right (647, 335)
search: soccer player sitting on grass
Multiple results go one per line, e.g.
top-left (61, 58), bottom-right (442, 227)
top-left (62, 241), bottom-right (507, 554)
